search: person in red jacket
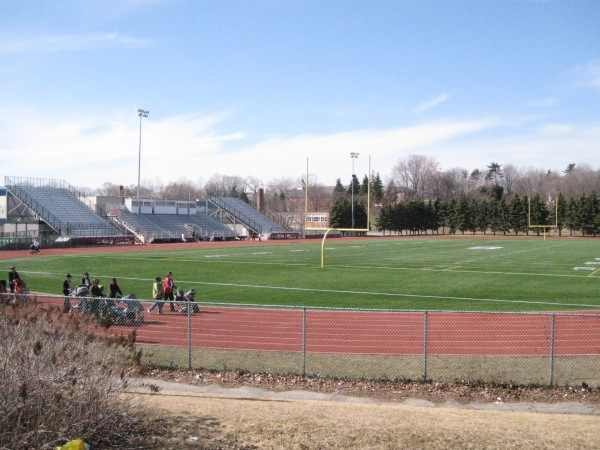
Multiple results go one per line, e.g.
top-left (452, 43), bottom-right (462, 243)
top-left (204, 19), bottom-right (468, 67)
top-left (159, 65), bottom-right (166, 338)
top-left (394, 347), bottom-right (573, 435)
top-left (163, 272), bottom-right (176, 312)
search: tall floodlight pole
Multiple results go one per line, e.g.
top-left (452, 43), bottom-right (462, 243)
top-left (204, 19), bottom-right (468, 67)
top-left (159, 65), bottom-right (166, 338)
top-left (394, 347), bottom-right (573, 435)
top-left (350, 152), bottom-right (359, 230)
top-left (137, 109), bottom-right (149, 214)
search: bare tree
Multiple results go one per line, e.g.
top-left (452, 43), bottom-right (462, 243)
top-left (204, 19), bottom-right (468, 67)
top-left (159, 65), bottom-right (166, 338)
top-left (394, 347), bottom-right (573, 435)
top-left (392, 154), bottom-right (439, 199)
top-left (162, 178), bottom-right (201, 200)
top-left (245, 176), bottom-right (263, 207)
top-left (204, 174), bottom-right (247, 197)
top-left (560, 163), bottom-right (600, 198)
top-left (300, 174), bottom-right (331, 212)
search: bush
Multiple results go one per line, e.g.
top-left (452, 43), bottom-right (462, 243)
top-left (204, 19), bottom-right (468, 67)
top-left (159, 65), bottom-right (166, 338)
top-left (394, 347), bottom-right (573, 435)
top-left (0, 295), bottom-right (153, 449)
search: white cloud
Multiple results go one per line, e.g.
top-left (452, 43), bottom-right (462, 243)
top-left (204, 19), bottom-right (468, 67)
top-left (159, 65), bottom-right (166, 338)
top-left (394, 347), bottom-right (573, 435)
top-left (0, 32), bottom-right (151, 54)
top-left (1, 108), bottom-right (598, 191)
top-left (414, 92), bottom-right (451, 113)
top-left (527, 97), bottom-right (558, 108)
top-left (568, 59), bottom-right (600, 90)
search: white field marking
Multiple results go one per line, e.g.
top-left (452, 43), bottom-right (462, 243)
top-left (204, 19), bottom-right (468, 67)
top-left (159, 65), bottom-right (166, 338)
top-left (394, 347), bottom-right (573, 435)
top-left (574, 267), bottom-right (595, 271)
top-left (290, 249), bottom-right (307, 252)
top-left (468, 246), bottom-right (503, 250)
top-left (337, 263), bottom-right (598, 279)
top-left (585, 262), bottom-right (600, 265)
top-left (22, 270), bottom-right (599, 309)
top-left (175, 280), bottom-right (600, 309)
top-left (205, 255), bottom-right (229, 258)
top-left (251, 252), bottom-right (272, 255)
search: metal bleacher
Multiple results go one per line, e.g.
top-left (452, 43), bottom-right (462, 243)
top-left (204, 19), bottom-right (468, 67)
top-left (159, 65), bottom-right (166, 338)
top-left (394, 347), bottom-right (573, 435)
top-left (5, 176), bottom-right (128, 240)
top-left (208, 197), bottom-right (297, 237)
top-left (108, 206), bottom-right (237, 243)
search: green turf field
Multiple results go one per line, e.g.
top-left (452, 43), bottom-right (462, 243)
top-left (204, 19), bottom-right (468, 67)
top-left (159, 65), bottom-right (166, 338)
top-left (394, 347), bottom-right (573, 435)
top-left (5, 237), bottom-right (600, 312)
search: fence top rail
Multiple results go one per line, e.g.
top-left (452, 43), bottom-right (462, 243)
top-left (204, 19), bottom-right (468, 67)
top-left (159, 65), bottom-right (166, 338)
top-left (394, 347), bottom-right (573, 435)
top-left (30, 294), bottom-right (600, 317)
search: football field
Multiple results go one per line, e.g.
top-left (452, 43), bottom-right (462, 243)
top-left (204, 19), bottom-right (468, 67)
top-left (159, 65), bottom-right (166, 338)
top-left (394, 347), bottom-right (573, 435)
top-left (6, 236), bottom-right (600, 312)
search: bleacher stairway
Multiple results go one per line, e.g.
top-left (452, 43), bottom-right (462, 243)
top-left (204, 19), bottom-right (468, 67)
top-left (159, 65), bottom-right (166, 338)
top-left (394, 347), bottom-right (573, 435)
top-left (5, 176), bottom-right (131, 243)
top-left (208, 197), bottom-right (298, 239)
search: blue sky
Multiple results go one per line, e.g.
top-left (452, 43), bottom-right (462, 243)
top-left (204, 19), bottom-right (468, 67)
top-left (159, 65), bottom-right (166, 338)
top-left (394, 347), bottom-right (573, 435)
top-left (1, 0), bottom-right (599, 191)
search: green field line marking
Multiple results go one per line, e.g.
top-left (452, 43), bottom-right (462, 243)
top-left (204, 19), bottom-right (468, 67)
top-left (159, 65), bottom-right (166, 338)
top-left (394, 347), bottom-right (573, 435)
top-left (588, 268), bottom-right (600, 277)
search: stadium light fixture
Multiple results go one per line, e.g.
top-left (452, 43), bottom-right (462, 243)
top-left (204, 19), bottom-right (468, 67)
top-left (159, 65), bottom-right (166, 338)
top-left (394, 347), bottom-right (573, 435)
top-left (350, 152), bottom-right (359, 230)
top-left (137, 109), bottom-right (149, 214)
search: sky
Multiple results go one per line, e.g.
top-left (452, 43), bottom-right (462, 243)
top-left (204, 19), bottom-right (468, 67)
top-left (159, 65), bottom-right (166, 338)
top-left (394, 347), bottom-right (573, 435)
top-left (1, 0), bottom-right (599, 192)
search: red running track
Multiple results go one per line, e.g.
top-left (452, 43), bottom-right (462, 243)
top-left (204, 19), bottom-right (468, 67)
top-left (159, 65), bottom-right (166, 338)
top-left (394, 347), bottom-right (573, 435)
top-left (36, 296), bottom-right (600, 356)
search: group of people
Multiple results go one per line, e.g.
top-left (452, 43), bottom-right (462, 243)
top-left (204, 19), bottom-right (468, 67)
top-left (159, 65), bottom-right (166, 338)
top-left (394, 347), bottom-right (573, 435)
top-left (147, 271), bottom-right (176, 315)
top-left (62, 272), bottom-right (124, 314)
top-left (60, 270), bottom-right (178, 316)
top-left (1, 266), bottom-right (26, 294)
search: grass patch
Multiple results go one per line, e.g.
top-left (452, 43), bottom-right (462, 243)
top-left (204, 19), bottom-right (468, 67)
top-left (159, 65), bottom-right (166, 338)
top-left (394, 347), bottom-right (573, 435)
top-left (137, 344), bottom-right (600, 386)
top-left (9, 237), bottom-right (600, 312)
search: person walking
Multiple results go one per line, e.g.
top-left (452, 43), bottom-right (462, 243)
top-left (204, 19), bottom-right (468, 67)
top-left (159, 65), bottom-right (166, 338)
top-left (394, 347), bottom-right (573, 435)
top-left (108, 278), bottom-right (123, 299)
top-left (89, 279), bottom-right (105, 318)
top-left (81, 272), bottom-right (92, 289)
top-left (163, 272), bottom-right (176, 312)
top-left (62, 274), bottom-right (72, 312)
top-left (8, 266), bottom-right (20, 293)
top-left (148, 276), bottom-right (165, 314)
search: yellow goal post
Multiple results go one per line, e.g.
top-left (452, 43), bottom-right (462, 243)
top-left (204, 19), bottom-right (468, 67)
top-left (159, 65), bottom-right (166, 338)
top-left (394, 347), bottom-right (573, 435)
top-left (528, 194), bottom-right (558, 240)
top-left (304, 156), bottom-right (371, 268)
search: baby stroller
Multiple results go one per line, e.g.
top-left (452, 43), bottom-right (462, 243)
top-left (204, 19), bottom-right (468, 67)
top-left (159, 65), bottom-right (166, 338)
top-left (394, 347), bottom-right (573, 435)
top-left (14, 278), bottom-right (29, 295)
top-left (29, 240), bottom-right (41, 254)
top-left (175, 288), bottom-right (199, 313)
top-left (110, 294), bottom-right (145, 326)
top-left (70, 285), bottom-right (90, 313)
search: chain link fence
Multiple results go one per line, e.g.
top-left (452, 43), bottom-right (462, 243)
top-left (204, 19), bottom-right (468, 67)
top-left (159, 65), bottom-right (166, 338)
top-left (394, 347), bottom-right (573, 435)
top-left (28, 294), bottom-right (600, 387)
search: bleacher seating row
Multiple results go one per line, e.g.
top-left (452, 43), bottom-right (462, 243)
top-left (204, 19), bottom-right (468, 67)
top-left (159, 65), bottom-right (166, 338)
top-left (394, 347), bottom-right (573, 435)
top-left (4, 177), bottom-right (296, 243)
top-left (9, 184), bottom-right (123, 238)
top-left (110, 207), bottom-right (237, 242)
top-left (208, 197), bottom-right (292, 236)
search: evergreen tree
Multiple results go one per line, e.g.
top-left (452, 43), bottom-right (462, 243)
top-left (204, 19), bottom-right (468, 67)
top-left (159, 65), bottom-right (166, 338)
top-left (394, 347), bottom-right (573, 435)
top-left (447, 198), bottom-right (457, 234)
top-left (564, 197), bottom-right (579, 236)
top-left (454, 195), bottom-right (474, 234)
top-left (332, 178), bottom-right (346, 203)
top-left (529, 193), bottom-right (549, 236)
top-left (371, 172), bottom-right (384, 204)
top-left (579, 192), bottom-right (600, 236)
top-left (329, 198), bottom-right (351, 229)
top-left (393, 202), bottom-right (407, 235)
top-left (556, 193), bottom-right (566, 236)
top-left (475, 199), bottom-right (491, 234)
top-left (374, 204), bottom-right (394, 234)
top-left (347, 175), bottom-right (360, 196)
top-left (509, 194), bottom-right (528, 235)
top-left (360, 175), bottom-right (370, 195)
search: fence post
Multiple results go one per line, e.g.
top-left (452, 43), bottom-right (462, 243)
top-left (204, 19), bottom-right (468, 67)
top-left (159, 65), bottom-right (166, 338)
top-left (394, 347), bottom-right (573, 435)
top-left (549, 313), bottom-right (556, 386)
top-left (188, 300), bottom-right (192, 370)
top-left (302, 307), bottom-right (307, 377)
top-left (423, 310), bottom-right (429, 382)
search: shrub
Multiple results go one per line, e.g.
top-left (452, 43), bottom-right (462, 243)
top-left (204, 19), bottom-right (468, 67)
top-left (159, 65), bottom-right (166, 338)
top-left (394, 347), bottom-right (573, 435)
top-left (0, 296), bottom-right (152, 449)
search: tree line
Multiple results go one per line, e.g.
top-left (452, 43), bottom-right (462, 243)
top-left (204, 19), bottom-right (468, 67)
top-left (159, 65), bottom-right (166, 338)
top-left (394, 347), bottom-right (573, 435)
top-left (369, 191), bottom-right (600, 236)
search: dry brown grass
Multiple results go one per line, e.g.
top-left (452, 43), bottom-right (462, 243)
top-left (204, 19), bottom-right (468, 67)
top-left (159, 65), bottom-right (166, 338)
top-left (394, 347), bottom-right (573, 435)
top-left (137, 388), bottom-right (600, 449)
top-left (0, 296), bottom-right (157, 449)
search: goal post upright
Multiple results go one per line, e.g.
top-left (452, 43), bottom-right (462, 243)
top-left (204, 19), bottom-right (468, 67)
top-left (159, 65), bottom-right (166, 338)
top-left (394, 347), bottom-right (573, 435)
top-left (528, 195), bottom-right (559, 240)
top-left (305, 155), bottom-right (371, 268)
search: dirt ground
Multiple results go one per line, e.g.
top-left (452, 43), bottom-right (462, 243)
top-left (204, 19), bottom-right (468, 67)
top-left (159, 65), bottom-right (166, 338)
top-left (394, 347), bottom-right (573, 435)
top-left (129, 368), bottom-right (600, 449)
